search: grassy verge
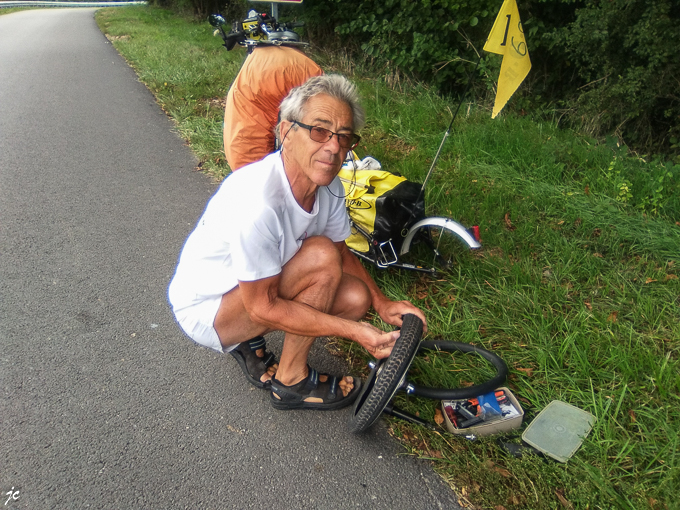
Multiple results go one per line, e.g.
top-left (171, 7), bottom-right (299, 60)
top-left (96, 6), bottom-right (679, 509)
top-left (0, 7), bottom-right (38, 15)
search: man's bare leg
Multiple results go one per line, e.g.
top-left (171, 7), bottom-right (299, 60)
top-left (214, 236), bottom-right (371, 388)
top-left (275, 267), bottom-right (370, 397)
top-left (275, 238), bottom-right (368, 383)
top-left (273, 239), bottom-right (370, 399)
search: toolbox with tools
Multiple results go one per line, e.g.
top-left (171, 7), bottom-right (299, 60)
top-left (441, 387), bottom-right (524, 436)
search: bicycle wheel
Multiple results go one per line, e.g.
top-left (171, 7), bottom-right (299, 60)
top-left (399, 217), bottom-right (481, 271)
top-left (408, 340), bottom-right (508, 400)
top-left (348, 314), bottom-right (424, 434)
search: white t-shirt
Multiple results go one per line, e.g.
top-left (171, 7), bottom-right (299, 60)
top-left (168, 152), bottom-right (351, 313)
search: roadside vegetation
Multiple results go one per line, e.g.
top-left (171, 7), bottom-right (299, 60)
top-left (0, 6), bottom-right (39, 15)
top-left (96, 6), bottom-right (679, 509)
top-left (148, 0), bottom-right (680, 160)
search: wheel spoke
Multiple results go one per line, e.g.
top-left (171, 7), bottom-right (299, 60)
top-left (403, 224), bottom-right (463, 272)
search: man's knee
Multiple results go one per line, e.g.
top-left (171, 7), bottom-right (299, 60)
top-left (346, 277), bottom-right (372, 319)
top-left (299, 236), bottom-right (342, 276)
top-left (279, 236), bottom-right (343, 303)
top-left (327, 273), bottom-right (371, 321)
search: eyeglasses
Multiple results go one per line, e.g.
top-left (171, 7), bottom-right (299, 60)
top-left (293, 121), bottom-right (361, 149)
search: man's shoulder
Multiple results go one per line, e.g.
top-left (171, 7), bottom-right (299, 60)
top-left (220, 153), bottom-right (286, 206)
top-left (325, 175), bottom-right (346, 198)
top-left (231, 152), bottom-right (281, 180)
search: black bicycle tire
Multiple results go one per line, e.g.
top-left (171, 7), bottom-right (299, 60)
top-left (407, 340), bottom-right (508, 400)
top-left (348, 314), bottom-right (423, 434)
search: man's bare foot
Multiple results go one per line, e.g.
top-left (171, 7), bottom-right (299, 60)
top-left (319, 373), bottom-right (354, 397)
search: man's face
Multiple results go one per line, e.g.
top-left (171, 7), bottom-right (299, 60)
top-left (281, 94), bottom-right (354, 188)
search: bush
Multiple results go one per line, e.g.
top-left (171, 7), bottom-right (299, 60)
top-left (545, 0), bottom-right (680, 154)
top-left (302, 0), bottom-right (498, 93)
top-left (146, 0), bottom-right (246, 18)
top-left (299, 0), bottom-right (680, 156)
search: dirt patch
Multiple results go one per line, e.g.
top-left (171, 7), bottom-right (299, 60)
top-left (106, 34), bottom-right (130, 42)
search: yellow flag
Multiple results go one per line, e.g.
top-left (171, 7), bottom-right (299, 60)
top-left (483, 0), bottom-right (531, 118)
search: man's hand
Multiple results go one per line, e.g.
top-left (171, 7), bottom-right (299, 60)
top-left (374, 299), bottom-right (428, 333)
top-left (355, 322), bottom-right (400, 359)
top-left (335, 240), bottom-right (428, 353)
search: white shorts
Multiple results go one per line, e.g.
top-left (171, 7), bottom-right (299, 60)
top-left (173, 296), bottom-right (237, 354)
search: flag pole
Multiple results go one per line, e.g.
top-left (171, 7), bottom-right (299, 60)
top-left (410, 54), bottom-right (483, 221)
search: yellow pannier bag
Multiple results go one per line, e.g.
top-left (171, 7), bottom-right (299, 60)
top-left (338, 166), bottom-right (425, 254)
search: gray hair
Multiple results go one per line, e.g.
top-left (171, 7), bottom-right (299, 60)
top-left (276, 74), bottom-right (365, 142)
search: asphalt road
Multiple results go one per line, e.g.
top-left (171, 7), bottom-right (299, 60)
top-left (0, 8), bottom-right (462, 509)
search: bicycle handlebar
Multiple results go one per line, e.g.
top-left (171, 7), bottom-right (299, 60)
top-left (211, 12), bottom-right (306, 51)
top-left (224, 30), bottom-right (245, 51)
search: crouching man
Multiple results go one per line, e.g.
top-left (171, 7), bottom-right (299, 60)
top-left (168, 74), bottom-right (426, 410)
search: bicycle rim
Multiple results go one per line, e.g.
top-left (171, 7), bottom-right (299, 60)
top-left (348, 314), bottom-right (423, 434)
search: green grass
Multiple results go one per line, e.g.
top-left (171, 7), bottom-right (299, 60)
top-left (96, 6), bottom-right (680, 509)
top-left (0, 6), bottom-right (39, 15)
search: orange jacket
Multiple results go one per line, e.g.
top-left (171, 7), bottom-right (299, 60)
top-left (223, 46), bottom-right (323, 171)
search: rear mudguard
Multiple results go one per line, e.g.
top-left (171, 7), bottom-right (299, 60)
top-left (399, 217), bottom-right (481, 256)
